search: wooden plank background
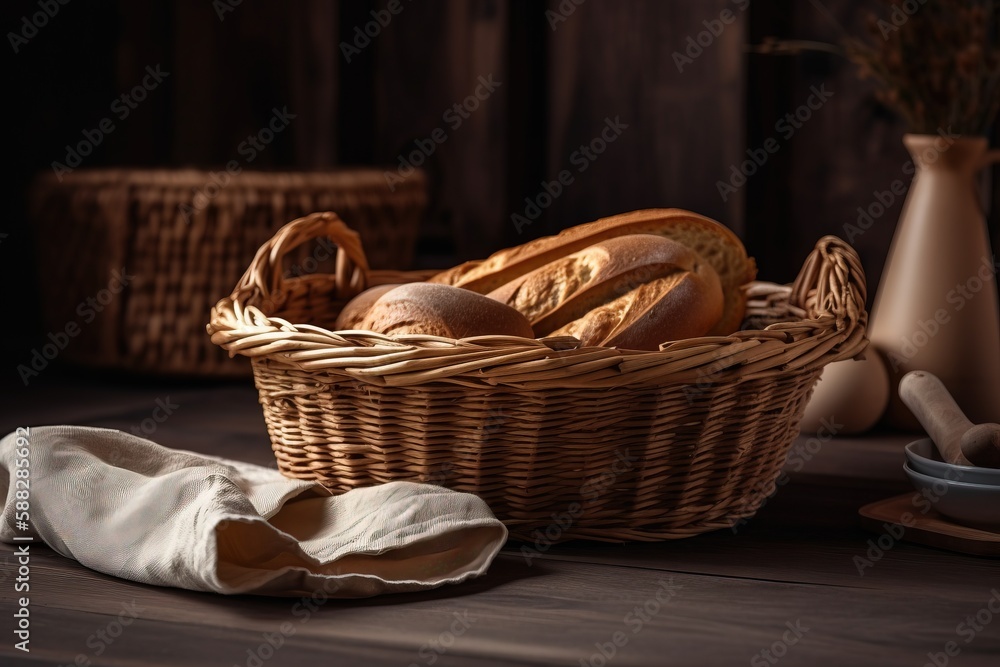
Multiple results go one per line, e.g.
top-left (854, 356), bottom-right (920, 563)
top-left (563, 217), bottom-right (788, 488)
top-left (543, 0), bottom-right (746, 240)
top-left (2, 0), bottom-right (998, 371)
top-left (747, 0), bottom-right (913, 289)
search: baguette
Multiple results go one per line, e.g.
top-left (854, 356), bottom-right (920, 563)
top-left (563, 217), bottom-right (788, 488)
top-left (431, 208), bottom-right (755, 335)
top-left (549, 269), bottom-right (722, 349)
top-left (487, 234), bottom-right (718, 338)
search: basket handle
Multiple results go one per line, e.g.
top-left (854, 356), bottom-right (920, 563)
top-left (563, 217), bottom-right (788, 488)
top-left (787, 235), bottom-right (868, 358)
top-left (232, 211), bottom-right (370, 312)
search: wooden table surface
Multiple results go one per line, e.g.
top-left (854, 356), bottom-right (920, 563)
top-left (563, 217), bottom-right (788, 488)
top-left (1, 371), bottom-right (998, 667)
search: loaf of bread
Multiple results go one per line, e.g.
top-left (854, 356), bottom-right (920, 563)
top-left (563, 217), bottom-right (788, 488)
top-left (339, 283), bottom-right (534, 339)
top-left (334, 284), bottom-right (398, 330)
top-left (488, 234), bottom-right (723, 348)
top-left (549, 269), bottom-right (721, 349)
top-left (431, 209), bottom-right (755, 335)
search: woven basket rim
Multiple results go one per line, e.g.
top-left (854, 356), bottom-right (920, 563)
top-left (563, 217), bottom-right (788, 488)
top-left (207, 212), bottom-right (869, 389)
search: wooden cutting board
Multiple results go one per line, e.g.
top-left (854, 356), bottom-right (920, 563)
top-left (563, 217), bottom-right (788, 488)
top-left (859, 493), bottom-right (1000, 557)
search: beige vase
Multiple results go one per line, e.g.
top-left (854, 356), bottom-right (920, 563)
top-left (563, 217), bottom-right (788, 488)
top-left (870, 134), bottom-right (1000, 429)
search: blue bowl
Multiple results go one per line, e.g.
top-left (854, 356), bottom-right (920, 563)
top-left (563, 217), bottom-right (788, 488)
top-left (903, 462), bottom-right (1000, 530)
top-left (904, 438), bottom-right (1000, 486)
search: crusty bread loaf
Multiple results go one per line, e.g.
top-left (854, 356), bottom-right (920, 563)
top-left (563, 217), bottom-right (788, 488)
top-left (549, 268), bottom-right (722, 349)
top-left (487, 234), bottom-right (718, 338)
top-left (431, 209), bottom-right (755, 335)
top-left (334, 284), bottom-right (398, 330)
top-left (352, 283), bottom-right (534, 339)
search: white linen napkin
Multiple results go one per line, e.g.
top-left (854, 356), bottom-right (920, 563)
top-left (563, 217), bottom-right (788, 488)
top-left (0, 426), bottom-right (507, 597)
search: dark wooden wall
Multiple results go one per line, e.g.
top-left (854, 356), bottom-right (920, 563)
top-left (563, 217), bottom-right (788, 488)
top-left (747, 0), bottom-right (916, 288)
top-left (543, 1), bottom-right (745, 235)
top-left (2, 0), bottom-right (998, 373)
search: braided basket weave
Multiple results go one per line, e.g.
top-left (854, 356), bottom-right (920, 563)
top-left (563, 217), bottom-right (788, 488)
top-left (29, 169), bottom-right (426, 377)
top-left (209, 212), bottom-right (868, 542)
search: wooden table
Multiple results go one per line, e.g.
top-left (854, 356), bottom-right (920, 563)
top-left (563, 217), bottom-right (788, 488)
top-left (1, 371), bottom-right (998, 666)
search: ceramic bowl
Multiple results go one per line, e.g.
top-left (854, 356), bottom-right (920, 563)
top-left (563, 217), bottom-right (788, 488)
top-left (904, 438), bottom-right (1000, 486)
top-left (903, 462), bottom-right (1000, 529)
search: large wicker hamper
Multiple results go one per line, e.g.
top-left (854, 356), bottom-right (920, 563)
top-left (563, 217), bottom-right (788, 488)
top-left (29, 169), bottom-right (427, 377)
top-left (209, 212), bottom-right (868, 541)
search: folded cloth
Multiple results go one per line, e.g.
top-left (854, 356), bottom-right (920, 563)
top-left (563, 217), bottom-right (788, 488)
top-left (0, 426), bottom-right (507, 597)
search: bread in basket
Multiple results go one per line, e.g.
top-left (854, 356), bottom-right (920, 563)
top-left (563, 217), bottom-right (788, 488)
top-left (208, 211), bottom-right (868, 541)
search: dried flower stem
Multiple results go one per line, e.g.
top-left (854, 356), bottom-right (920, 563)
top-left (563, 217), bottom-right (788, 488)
top-left (756, 0), bottom-right (1000, 135)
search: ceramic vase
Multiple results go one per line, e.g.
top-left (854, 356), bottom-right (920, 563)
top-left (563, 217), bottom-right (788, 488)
top-left (870, 134), bottom-right (1000, 429)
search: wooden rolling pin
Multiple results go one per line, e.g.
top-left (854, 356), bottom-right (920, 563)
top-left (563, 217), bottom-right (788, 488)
top-left (899, 371), bottom-right (1000, 468)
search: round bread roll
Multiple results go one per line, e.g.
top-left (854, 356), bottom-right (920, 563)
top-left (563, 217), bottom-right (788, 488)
top-left (334, 284), bottom-right (399, 330)
top-left (349, 283), bottom-right (534, 339)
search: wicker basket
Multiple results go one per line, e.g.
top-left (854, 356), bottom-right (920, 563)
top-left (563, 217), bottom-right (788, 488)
top-left (209, 212), bottom-right (868, 541)
top-left (29, 169), bottom-right (427, 377)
